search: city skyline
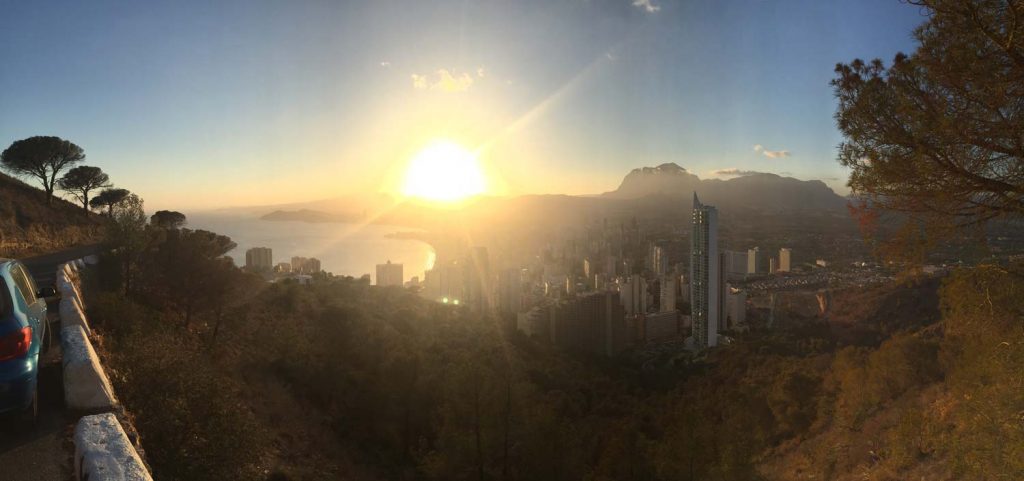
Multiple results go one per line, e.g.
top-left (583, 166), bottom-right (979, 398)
top-left (0, 0), bottom-right (924, 210)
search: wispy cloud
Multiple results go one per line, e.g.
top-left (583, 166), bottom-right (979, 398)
top-left (476, 66), bottom-right (486, 78)
top-left (753, 144), bottom-right (791, 158)
top-left (410, 69), bottom-right (475, 92)
top-left (380, 61), bottom-right (391, 68)
top-left (411, 74), bottom-right (429, 90)
top-left (711, 168), bottom-right (769, 177)
top-left (632, 0), bottom-right (660, 13)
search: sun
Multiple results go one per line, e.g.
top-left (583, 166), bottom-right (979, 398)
top-left (401, 140), bottom-right (487, 202)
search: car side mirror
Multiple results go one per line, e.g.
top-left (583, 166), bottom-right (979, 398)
top-left (37, 286), bottom-right (57, 298)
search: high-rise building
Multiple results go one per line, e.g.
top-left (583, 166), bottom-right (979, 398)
top-left (619, 274), bottom-right (648, 316)
top-left (769, 257), bottom-right (777, 274)
top-left (245, 247), bottom-right (273, 272)
top-left (779, 248), bottom-right (792, 272)
top-left (724, 285), bottom-right (747, 330)
top-left (690, 194), bottom-right (720, 349)
top-left (497, 268), bottom-right (523, 315)
top-left (722, 250), bottom-right (748, 280)
top-left (747, 247), bottom-right (760, 274)
top-left (659, 275), bottom-right (677, 313)
top-left (302, 257), bottom-right (321, 274)
top-left (376, 260), bottom-right (404, 287)
top-left (649, 245), bottom-right (668, 276)
top-left (464, 247), bottom-right (491, 311)
top-left (546, 291), bottom-right (628, 356)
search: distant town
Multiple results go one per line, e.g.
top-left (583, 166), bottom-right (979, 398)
top-left (242, 246), bottom-right (322, 284)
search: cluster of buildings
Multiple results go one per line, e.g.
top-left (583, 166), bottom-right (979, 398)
top-left (244, 246), bottom-right (322, 282)
top-left (383, 193), bottom-right (794, 356)
top-left (721, 246), bottom-right (792, 280)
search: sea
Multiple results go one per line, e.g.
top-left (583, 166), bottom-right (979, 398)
top-left (187, 213), bottom-right (435, 283)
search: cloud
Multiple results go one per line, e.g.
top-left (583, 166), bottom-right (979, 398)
top-left (411, 74), bottom-right (429, 90)
top-left (410, 69), bottom-right (475, 92)
top-left (711, 168), bottom-right (769, 177)
top-left (632, 0), bottom-right (660, 13)
top-left (380, 61), bottom-right (391, 68)
top-left (476, 66), bottom-right (485, 78)
top-left (753, 144), bottom-right (791, 158)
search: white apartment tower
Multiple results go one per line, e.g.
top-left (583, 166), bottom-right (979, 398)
top-left (376, 260), bottom-right (404, 287)
top-left (747, 247), bottom-right (760, 274)
top-left (779, 248), bottom-right (791, 272)
top-left (690, 193), bottom-right (720, 348)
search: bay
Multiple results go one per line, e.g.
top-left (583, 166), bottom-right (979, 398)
top-left (187, 214), bottom-right (435, 283)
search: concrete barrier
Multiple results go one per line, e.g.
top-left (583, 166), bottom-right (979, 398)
top-left (62, 325), bottom-right (118, 412)
top-left (61, 256), bottom-right (154, 480)
top-left (74, 413), bottom-right (152, 481)
top-left (60, 296), bottom-right (91, 336)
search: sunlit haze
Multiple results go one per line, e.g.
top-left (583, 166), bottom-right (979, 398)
top-left (401, 141), bottom-right (487, 202)
top-left (0, 0), bottom-right (925, 210)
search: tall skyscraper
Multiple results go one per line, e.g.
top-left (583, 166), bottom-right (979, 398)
top-left (649, 245), bottom-right (668, 276)
top-left (690, 194), bottom-right (720, 348)
top-left (659, 275), bottom-right (677, 313)
top-left (619, 274), bottom-right (648, 315)
top-left (245, 247), bottom-right (273, 272)
top-left (376, 260), bottom-right (404, 287)
top-left (747, 247), bottom-right (760, 274)
top-left (722, 250), bottom-right (748, 280)
top-left (779, 248), bottom-right (792, 272)
top-left (496, 268), bottom-right (522, 315)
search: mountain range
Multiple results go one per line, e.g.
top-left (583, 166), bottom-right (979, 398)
top-left (602, 163), bottom-right (847, 211)
top-left (212, 163), bottom-right (849, 227)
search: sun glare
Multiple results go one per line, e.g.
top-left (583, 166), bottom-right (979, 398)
top-left (401, 140), bottom-right (487, 202)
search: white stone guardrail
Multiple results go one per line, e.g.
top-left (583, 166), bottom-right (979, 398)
top-left (57, 256), bottom-right (154, 481)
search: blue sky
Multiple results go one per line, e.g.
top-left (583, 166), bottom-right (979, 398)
top-left (0, 0), bottom-right (925, 210)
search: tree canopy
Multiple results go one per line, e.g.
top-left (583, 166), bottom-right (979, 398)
top-left (833, 0), bottom-right (1024, 256)
top-left (0, 136), bottom-right (85, 204)
top-left (90, 188), bottom-right (131, 215)
top-left (58, 165), bottom-right (110, 210)
top-left (150, 210), bottom-right (187, 229)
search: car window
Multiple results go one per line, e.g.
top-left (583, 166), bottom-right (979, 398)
top-left (11, 264), bottom-right (37, 305)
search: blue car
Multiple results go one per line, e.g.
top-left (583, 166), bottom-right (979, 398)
top-left (0, 259), bottom-right (51, 425)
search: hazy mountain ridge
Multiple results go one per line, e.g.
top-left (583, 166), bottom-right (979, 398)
top-left (603, 162), bottom-right (847, 212)
top-left (237, 163), bottom-right (848, 229)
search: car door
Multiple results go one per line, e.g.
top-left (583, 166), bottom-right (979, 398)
top-left (10, 264), bottom-right (45, 348)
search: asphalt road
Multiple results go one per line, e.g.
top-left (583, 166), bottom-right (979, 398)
top-left (0, 245), bottom-right (102, 481)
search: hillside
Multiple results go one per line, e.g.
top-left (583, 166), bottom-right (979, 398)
top-left (0, 172), bottom-right (104, 257)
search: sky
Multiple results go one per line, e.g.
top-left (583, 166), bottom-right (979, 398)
top-left (0, 0), bottom-right (926, 210)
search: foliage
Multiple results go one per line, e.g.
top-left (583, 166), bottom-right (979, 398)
top-left (58, 165), bottom-right (110, 210)
top-left (92, 295), bottom-right (266, 481)
top-left (833, 0), bottom-right (1024, 260)
top-left (90, 188), bottom-right (131, 215)
top-left (150, 210), bottom-right (187, 229)
top-left (0, 135), bottom-right (85, 203)
top-left (105, 193), bottom-right (148, 297)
